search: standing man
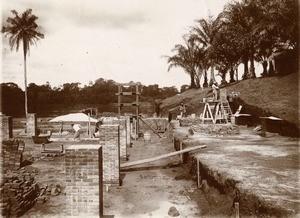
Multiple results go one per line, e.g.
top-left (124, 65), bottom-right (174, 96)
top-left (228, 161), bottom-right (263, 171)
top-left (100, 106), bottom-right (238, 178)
top-left (179, 102), bottom-right (187, 118)
top-left (212, 81), bottom-right (219, 101)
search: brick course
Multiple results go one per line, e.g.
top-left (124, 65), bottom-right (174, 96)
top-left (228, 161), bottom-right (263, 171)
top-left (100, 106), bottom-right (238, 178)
top-left (65, 144), bottom-right (103, 217)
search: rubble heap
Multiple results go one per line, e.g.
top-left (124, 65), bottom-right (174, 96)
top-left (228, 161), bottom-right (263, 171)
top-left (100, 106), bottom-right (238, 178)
top-left (189, 124), bottom-right (239, 135)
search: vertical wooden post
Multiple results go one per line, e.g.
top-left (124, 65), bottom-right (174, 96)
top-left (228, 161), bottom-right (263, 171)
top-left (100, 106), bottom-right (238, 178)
top-left (118, 85), bottom-right (121, 117)
top-left (179, 141), bottom-right (183, 163)
top-left (197, 158), bottom-right (201, 188)
top-left (135, 84), bottom-right (139, 138)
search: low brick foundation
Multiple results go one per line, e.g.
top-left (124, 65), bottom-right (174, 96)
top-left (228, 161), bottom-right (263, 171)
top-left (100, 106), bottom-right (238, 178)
top-left (65, 144), bottom-right (103, 217)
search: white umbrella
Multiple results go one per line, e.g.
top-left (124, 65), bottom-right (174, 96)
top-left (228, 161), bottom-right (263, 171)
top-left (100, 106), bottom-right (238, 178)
top-left (49, 113), bottom-right (99, 123)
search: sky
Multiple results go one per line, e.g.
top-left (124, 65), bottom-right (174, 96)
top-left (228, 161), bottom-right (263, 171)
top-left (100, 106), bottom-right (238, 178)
top-left (1, 0), bottom-right (231, 90)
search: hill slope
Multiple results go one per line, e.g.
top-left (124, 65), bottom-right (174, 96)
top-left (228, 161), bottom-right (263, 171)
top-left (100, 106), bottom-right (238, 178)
top-left (160, 72), bottom-right (299, 131)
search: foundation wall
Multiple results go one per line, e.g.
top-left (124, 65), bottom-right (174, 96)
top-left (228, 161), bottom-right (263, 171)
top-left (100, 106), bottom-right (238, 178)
top-left (65, 144), bottom-right (103, 217)
top-left (99, 124), bottom-right (120, 185)
top-left (0, 115), bottom-right (13, 141)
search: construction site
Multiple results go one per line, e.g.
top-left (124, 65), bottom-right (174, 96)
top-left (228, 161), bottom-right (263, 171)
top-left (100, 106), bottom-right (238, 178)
top-left (0, 81), bottom-right (299, 218)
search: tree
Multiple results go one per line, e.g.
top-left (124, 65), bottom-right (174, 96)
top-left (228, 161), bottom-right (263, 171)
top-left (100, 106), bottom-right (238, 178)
top-left (191, 16), bottom-right (222, 86)
top-left (166, 39), bottom-right (198, 89)
top-left (2, 9), bottom-right (44, 115)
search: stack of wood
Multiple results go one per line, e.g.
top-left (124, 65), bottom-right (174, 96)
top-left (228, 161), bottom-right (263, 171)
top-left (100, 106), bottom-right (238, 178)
top-left (0, 169), bottom-right (40, 217)
top-left (1, 139), bottom-right (25, 169)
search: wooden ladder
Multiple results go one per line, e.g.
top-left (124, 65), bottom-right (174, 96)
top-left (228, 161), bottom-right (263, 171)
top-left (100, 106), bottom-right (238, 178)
top-left (220, 101), bottom-right (232, 123)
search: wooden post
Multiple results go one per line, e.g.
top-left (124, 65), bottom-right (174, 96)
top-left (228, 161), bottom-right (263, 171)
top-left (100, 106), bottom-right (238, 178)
top-left (88, 113), bottom-right (91, 138)
top-left (179, 141), bottom-right (183, 163)
top-left (197, 158), bottom-right (201, 188)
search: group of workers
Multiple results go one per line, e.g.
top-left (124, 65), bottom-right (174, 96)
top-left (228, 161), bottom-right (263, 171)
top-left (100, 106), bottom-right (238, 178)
top-left (66, 82), bottom-right (220, 139)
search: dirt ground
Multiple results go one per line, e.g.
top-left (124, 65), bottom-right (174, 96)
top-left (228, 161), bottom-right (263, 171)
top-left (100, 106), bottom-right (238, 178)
top-left (14, 129), bottom-right (235, 218)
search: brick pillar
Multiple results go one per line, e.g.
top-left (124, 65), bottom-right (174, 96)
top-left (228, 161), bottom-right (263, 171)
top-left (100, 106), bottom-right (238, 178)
top-left (0, 114), bottom-right (12, 141)
top-left (100, 124), bottom-right (120, 185)
top-left (26, 113), bottom-right (37, 136)
top-left (65, 144), bottom-right (103, 217)
top-left (116, 118), bottom-right (127, 160)
top-left (125, 116), bottom-right (131, 148)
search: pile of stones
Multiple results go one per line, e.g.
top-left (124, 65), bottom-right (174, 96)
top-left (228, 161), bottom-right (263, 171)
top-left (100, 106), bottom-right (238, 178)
top-left (189, 123), bottom-right (239, 135)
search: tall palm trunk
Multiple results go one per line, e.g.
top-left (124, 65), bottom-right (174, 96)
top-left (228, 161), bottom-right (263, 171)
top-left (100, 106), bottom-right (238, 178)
top-left (209, 64), bottom-right (215, 86)
top-left (23, 41), bottom-right (28, 115)
top-left (242, 59), bottom-right (249, 80)
top-left (229, 66), bottom-right (235, 83)
top-left (249, 55), bottom-right (256, 78)
top-left (203, 69), bottom-right (208, 87)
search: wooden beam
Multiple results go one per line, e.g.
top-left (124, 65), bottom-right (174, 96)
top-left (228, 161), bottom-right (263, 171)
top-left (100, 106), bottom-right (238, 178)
top-left (121, 145), bottom-right (206, 168)
top-left (139, 117), bottom-right (162, 138)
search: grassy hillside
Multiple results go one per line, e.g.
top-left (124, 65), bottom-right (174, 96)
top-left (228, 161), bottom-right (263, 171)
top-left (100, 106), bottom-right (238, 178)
top-left (160, 72), bottom-right (299, 130)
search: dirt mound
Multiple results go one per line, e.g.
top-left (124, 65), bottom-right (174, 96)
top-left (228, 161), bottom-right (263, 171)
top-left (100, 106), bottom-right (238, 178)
top-left (160, 73), bottom-right (299, 133)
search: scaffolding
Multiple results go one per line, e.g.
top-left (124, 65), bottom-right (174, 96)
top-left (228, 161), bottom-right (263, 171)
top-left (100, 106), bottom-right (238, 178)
top-left (116, 83), bottom-right (140, 139)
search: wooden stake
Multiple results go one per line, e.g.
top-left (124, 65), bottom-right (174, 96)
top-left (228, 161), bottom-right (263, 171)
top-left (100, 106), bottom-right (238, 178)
top-left (197, 158), bottom-right (200, 188)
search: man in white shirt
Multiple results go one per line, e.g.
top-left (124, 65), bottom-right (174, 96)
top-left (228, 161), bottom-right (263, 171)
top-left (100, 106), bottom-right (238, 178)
top-left (71, 123), bottom-right (81, 140)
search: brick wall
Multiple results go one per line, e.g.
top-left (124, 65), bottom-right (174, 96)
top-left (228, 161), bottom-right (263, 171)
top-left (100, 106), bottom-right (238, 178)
top-left (1, 139), bottom-right (25, 169)
top-left (65, 144), bottom-right (103, 217)
top-left (99, 124), bottom-right (120, 185)
top-left (26, 113), bottom-right (37, 136)
top-left (102, 117), bottom-right (127, 161)
top-left (0, 114), bottom-right (12, 141)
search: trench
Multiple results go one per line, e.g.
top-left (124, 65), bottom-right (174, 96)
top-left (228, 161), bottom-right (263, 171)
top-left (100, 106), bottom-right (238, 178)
top-left (173, 138), bottom-right (295, 217)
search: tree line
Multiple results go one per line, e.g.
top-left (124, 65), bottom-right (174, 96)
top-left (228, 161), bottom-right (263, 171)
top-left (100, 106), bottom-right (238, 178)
top-left (166, 0), bottom-right (298, 88)
top-left (0, 79), bottom-right (179, 117)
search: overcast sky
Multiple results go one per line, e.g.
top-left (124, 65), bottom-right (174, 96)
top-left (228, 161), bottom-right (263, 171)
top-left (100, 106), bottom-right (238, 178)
top-left (1, 0), bottom-right (230, 90)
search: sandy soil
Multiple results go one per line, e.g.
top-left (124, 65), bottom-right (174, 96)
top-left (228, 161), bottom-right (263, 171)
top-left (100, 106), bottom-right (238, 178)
top-left (16, 130), bottom-right (233, 217)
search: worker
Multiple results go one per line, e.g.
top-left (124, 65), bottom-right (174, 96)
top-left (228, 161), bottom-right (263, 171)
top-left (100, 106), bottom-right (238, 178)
top-left (212, 81), bottom-right (219, 101)
top-left (179, 102), bottom-right (187, 118)
top-left (71, 123), bottom-right (81, 140)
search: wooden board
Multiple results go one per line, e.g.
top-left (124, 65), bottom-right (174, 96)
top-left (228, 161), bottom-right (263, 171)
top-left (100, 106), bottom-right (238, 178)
top-left (121, 145), bottom-right (207, 168)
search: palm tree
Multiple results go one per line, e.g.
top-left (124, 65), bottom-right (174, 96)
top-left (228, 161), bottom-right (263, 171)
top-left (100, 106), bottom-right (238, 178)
top-left (2, 9), bottom-right (44, 115)
top-left (191, 15), bottom-right (222, 86)
top-left (166, 37), bottom-right (199, 89)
